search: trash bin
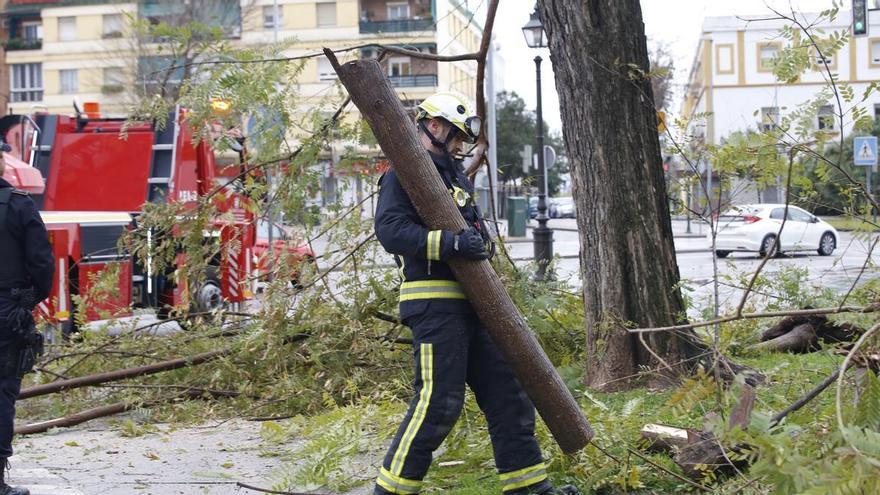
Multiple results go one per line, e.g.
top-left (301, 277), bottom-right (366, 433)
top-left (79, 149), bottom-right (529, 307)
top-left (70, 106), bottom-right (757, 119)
top-left (506, 196), bottom-right (527, 237)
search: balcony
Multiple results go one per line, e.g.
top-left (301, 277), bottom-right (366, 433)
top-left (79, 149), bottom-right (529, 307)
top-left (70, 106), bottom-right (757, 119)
top-left (389, 74), bottom-right (437, 87)
top-left (3, 38), bottom-right (42, 51)
top-left (359, 18), bottom-right (435, 33)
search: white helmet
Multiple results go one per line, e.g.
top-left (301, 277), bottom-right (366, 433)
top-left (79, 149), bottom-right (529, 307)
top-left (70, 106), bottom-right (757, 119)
top-left (416, 91), bottom-right (482, 143)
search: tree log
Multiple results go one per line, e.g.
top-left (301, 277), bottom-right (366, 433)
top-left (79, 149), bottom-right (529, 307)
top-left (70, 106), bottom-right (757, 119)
top-left (673, 385), bottom-right (756, 479)
top-left (640, 424), bottom-right (693, 453)
top-left (752, 323), bottom-right (819, 353)
top-left (325, 51), bottom-right (594, 454)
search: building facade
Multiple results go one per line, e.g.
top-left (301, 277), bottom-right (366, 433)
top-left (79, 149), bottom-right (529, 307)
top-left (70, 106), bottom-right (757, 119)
top-left (680, 9), bottom-right (880, 204)
top-left (682, 9), bottom-right (880, 146)
top-left (0, 0), bottom-right (486, 208)
top-left (1, 0), bottom-right (482, 115)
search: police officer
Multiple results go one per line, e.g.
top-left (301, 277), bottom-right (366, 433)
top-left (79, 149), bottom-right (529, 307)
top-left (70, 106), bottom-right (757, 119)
top-left (372, 92), bottom-right (579, 495)
top-left (0, 141), bottom-right (53, 495)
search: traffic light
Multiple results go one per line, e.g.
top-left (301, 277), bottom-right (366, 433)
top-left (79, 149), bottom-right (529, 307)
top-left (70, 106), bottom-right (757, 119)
top-left (853, 0), bottom-right (868, 36)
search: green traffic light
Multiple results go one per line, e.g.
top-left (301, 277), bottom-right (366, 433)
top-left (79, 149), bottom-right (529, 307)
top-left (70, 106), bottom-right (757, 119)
top-left (856, 21), bottom-right (865, 30)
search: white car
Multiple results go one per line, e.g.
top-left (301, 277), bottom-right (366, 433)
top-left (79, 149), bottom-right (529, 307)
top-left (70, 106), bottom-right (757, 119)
top-left (554, 197), bottom-right (576, 218)
top-left (712, 204), bottom-right (838, 258)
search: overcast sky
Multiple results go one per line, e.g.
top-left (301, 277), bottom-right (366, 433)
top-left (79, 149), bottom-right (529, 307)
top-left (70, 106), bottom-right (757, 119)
top-left (476, 0), bottom-right (837, 133)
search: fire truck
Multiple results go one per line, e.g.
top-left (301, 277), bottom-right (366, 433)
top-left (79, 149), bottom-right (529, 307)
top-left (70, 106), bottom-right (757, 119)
top-left (0, 104), bottom-right (262, 333)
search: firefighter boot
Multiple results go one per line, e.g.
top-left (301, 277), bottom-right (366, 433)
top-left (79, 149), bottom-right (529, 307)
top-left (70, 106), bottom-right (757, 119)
top-left (530, 485), bottom-right (581, 495)
top-left (0, 459), bottom-right (29, 495)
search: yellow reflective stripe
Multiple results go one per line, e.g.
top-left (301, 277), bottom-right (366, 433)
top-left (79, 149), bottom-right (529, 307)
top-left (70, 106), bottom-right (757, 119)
top-left (500, 463), bottom-right (548, 492)
top-left (399, 280), bottom-right (466, 301)
top-left (377, 467), bottom-right (422, 494)
top-left (499, 462), bottom-right (547, 481)
top-left (426, 230), bottom-right (442, 261)
top-left (390, 343), bottom-right (434, 475)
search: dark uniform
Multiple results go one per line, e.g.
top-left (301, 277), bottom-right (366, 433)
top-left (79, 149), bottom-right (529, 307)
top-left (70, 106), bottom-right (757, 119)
top-left (0, 176), bottom-right (53, 489)
top-left (372, 152), bottom-right (551, 495)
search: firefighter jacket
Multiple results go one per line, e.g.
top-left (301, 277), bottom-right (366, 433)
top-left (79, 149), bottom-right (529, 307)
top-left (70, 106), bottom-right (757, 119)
top-left (0, 178), bottom-right (54, 301)
top-left (374, 151), bottom-right (491, 320)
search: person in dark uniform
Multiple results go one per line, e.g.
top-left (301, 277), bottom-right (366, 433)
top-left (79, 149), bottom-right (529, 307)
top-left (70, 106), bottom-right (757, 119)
top-left (372, 92), bottom-right (579, 495)
top-left (0, 142), bottom-right (53, 495)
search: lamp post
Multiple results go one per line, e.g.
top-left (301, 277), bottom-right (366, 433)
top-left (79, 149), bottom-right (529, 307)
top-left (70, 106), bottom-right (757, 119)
top-left (522, 6), bottom-right (553, 281)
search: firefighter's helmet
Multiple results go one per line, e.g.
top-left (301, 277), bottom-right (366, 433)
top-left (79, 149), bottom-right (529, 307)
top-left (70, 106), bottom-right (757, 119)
top-left (417, 91), bottom-right (482, 143)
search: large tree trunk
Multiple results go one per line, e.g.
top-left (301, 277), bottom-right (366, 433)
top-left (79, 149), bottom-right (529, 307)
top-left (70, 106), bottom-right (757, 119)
top-left (538, 0), bottom-right (699, 390)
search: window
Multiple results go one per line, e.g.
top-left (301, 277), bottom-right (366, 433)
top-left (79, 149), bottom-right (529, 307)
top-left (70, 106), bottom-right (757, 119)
top-left (811, 47), bottom-right (836, 71)
top-left (874, 103), bottom-right (880, 121)
top-left (387, 2), bottom-right (410, 20)
top-left (58, 16), bottom-right (76, 41)
top-left (103, 14), bottom-right (124, 38)
top-left (317, 57), bottom-right (336, 81)
top-left (10, 63), bottom-right (43, 102)
top-left (389, 57), bottom-right (412, 77)
top-left (262, 5), bottom-right (282, 28)
top-left (758, 42), bottom-right (780, 72)
top-left (760, 107), bottom-right (780, 131)
top-left (715, 44), bottom-right (734, 75)
top-left (316, 2), bottom-right (336, 27)
top-left (103, 67), bottom-right (125, 92)
top-left (818, 105), bottom-right (835, 130)
top-left (21, 21), bottom-right (42, 41)
top-left (770, 208), bottom-right (785, 220)
top-left (59, 69), bottom-right (78, 94)
top-left (789, 208), bottom-right (813, 222)
top-left (871, 39), bottom-right (880, 67)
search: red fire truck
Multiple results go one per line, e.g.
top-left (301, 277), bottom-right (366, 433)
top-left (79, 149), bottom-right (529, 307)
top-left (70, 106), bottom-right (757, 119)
top-left (0, 105), bottom-right (268, 333)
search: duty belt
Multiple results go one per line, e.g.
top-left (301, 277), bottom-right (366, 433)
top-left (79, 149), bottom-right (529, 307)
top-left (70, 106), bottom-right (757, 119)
top-left (399, 280), bottom-right (467, 302)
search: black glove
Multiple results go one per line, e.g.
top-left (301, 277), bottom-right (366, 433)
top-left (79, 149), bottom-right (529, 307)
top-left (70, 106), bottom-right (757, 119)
top-left (453, 227), bottom-right (489, 260)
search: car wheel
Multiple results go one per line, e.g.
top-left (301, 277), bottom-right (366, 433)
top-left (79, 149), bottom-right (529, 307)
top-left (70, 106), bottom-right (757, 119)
top-left (715, 250), bottom-right (731, 258)
top-left (817, 232), bottom-right (836, 256)
top-left (759, 235), bottom-right (779, 258)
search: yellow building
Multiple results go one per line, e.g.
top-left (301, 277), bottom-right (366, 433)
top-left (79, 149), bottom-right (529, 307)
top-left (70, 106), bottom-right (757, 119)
top-left (1, 0), bottom-right (483, 115)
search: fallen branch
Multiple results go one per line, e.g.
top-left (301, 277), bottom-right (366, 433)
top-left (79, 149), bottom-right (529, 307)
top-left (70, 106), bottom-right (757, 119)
top-left (629, 304), bottom-right (879, 334)
top-left (751, 315), bottom-right (862, 354)
top-left (236, 482), bottom-right (327, 495)
top-left (15, 388), bottom-right (238, 435)
top-left (20, 348), bottom-right (229, 400)
top-left (771, 362), bottom-right (854, 426)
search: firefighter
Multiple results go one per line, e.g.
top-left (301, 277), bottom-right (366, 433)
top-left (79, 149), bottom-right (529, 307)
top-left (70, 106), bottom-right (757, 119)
top-left (372, 92), bottom-right (579, 495)
top-left (0, 141), bottom-right (53, 495)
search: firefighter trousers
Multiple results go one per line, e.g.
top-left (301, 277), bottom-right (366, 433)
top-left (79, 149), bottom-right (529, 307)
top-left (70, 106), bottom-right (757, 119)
top-left (375, 308), bottom-right (551, 494)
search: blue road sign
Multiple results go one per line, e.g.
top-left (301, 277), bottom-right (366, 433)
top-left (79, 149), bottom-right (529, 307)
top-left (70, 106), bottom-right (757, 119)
top-left (854, 136), bottom-right (878, 167)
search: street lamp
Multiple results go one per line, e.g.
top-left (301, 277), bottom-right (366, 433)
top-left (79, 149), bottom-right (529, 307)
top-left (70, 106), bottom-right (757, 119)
top-left (522, 6), bottom-right (553, 281)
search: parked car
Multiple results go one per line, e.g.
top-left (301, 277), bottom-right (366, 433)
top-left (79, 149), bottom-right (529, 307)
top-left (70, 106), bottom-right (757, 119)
top-left (528, 196), bottom-right (559, 218)
top-left (554, 197), bottom-right (576, 218)
top-left (712, 204), bottom-right (838, 258)
top-left (254, 220), bottom-right (315, 283)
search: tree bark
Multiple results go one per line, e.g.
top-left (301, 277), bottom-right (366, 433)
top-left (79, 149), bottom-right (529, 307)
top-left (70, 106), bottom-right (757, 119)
top-left (325, 51), bottom-right (593, 454)
top-left (537, 0), bottom-right (699, 390)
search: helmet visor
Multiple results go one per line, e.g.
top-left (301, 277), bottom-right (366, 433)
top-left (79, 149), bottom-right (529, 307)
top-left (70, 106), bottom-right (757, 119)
top-left (464, 116), bottom-right (482, 142)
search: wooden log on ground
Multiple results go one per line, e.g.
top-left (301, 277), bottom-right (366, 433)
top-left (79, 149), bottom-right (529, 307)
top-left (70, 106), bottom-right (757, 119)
top-left (325, 51), bottom-right (594, 454)
top-left (754, 319), bottom-right (863, 354)
top-left (640, 424), bottom-right (693, 453)
top-left (674, 385), bottom-right (756, 479)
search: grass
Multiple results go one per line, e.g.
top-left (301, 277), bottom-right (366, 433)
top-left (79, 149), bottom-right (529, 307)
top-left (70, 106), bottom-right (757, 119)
top-left (820, 215), bottom-right (879, 232)
top-left (269, 344), bottom-right (853, 494)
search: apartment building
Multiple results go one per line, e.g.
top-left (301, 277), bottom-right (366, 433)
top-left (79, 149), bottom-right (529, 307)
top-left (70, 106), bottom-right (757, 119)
top-left (682, 9), bottom-right (880, 146)
top-left (1, 0), bottom-right (482, 115)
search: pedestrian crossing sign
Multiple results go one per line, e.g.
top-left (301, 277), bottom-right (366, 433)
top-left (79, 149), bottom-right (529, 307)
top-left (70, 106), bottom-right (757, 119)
top-left (854, 136), bottom-right (878, 167)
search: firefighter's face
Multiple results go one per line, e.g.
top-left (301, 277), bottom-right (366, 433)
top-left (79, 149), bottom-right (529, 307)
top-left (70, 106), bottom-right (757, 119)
top-left (426, 118), bottom-right (464, 154)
